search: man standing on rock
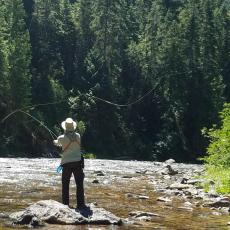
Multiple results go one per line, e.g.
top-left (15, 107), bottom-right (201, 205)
top-left (53, 118), bottom-right (85, 209)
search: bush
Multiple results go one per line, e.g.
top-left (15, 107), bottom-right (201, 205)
top-left (83, 153), bottom-right (96, 159)
top-left (202, 103), bottom-right (230, 167)
top-left (202, 103), bottom-right (230, 193)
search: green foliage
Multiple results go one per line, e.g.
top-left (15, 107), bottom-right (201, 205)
top-left (83, 153), bottom-right (96, 159)
top-left (76, 121), bottom-right (86, 136)
top-left (202, 103), bottom-right (230, 167)
top-left (0, 0), bottom-right (229, 161)
top-left (203, 166), bottom-right (230, 194)
top-left (202, 103), bottom-right (230, 193)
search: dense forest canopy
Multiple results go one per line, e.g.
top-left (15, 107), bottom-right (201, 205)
top-left (0, 0), bottom-right (229, 161)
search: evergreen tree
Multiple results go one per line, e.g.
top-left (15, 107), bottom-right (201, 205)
top-left (5, 0), bottom-right (32, 110)
top-left (0, 1), bottom-right (10, 118)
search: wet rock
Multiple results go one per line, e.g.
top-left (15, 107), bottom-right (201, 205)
top-left (169, 183), bottom-right (193, 190)
top-left (154, 188), bottom-right (167, 193)
top-left (122, 175), bottom-right (133, 178)
top-left (137, 195), bottom-right (149, 200)
top-left (208, 190), bottom-right (219, 198)
top-left (159, 165), bottom-right (178, 175)
top-left (183, 190), bottom-right (192, 196)
top-left (95, 171), bottom-right (105, 176)
top-left (0, 212), bottom-right (8, 218)
top-left (211, 211), bottom-right (222, 216)
top-left (166, 165), bottom-right (178, 175)
top-left (126, 193), bottom-right (134, 198)
top-left (163, 175), bottom-right (171, 180)
top-left (186, 179), bottom-right (204, 185)
top-left (135, 170), bottom-right (147, 174)
top-left (218, 207), bottom-right (229, 213)
top-left (178, 201), bottom-right (193, 211)
top-left (128, 211), bottom-right (161, 221)
top-left (30, 216), bottom-right (45, 227)
top-left (203, 197), bottom-right (230, 208)
top-left (10, 200), bottom-right (122, 226)
top-left (125, 193), bottom-right (149, 200)
top-left (184, 188), bottom-right (200, 196)
top-left (180, 177), bottom-right (188, 184)
top-left (157, 197), bottom-right (172, 202)
top-left (92, 179), bottom-right (100, 184)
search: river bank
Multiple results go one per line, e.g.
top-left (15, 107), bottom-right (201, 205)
top-left (0, 158), bottom-right (230, 229)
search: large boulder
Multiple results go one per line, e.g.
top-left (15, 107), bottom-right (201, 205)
top-left (10, 200), bottom-right (122, 226)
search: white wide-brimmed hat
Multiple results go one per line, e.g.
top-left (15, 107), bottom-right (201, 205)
top-left (61, 118), bottom-right (77, 131)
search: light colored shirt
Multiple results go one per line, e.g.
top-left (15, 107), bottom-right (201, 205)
top-left (55, 132), bottom-right (81, 165)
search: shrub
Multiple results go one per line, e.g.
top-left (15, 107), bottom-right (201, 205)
top-left (202, 103), bottom-right (230, 167)
top-left (202, 103), bottom-right (230, 193)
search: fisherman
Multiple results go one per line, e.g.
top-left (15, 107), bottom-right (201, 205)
top-left (53, 118), bottom-right (85, 209)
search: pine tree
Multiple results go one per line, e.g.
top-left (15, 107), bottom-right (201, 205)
top-left (5, 0), bottom-right (32, 110)
top-left (0, 1), bottom-right (10, 116)
top-left (81, 0), bottom-right (131, 156)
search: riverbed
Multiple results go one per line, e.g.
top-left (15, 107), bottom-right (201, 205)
top-left (0, 158), bottom-right (230, 229)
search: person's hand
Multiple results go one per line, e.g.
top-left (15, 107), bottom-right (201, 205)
top-left (53, 140), bottom-right (58, 146)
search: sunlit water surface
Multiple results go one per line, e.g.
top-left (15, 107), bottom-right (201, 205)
top-left (0, 158), bottom-right (230, 229)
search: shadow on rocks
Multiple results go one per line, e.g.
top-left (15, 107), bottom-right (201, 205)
top-left (75, 206), bottom-right (93, 218)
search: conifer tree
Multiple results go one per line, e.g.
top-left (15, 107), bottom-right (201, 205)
top-left (5, 0), bottom-right (32, 110)
top-left (0, 1), bottom-right (10, 115)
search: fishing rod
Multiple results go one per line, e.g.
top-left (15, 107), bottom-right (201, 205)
top-left (1, 70), bottom-right (191, 138)
top-left (18, 110), bottom-right (57, 139)
top-left (1, 100), bottom-right (66, 124)
top-left (1, 109), bottom-right (58, 140)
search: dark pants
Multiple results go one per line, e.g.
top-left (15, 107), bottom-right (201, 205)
top-left (62, 161), bottom-right (85, 208)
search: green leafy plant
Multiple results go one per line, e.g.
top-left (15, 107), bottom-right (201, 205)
top-left (83, 153), bottom-right (96, 159)
top-left (202, 103), bottom-right (230, 167)
top-left (202, 103), bottom-right (230, 193)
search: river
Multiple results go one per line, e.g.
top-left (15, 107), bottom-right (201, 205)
top-left (0, 158), bottom-right (229, 229)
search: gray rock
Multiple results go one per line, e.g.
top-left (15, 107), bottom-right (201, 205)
top-left (203, 197), bottom-right (230, 208)
top-left (94, 171), bottom-right (105, 176)
top-left (135, 170), bottom-right (147, 174)
top-left (169, 183), bottom-right (193, 190)
top-left (165, 159), bottom-right (176, 164)
top-left (0, 212), bottom-right (9, 218)
top-left (122, 175), bottom-right (133, 178)
top-left (30, 216), bottom-right (45, 227)
top-left (10, 200), bottom-right (122, 226)
top-left (180, 177), bottom-right (189, 184)
top-left (186, 179), bottom-right (204, 185)
top-left (208, 190), bottom-right (219, 198)
top-left (136, 195), bottom-right (149, 200)
top-left (125, 194), bottom-right (149, 200)
top-left (128, 211), bottom-right (161, 221)
top-left (178, 202), bottom-right (193, 211)
top-left (157, 197), bottom-right (172, 202)
top-left (159, 165), bottom-right (178, 175)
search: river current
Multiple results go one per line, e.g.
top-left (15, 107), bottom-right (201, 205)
top-left (0, 158), bottom-right (229, 229)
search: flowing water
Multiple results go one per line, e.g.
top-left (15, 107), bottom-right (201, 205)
top-left (0, 158), bottom-right (229, 229)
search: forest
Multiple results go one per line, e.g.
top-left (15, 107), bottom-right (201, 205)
top-left (0, 0), bottom-right (229, 162)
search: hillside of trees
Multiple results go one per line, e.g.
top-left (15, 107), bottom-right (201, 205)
top-left (0, 0), bottom-right (229, 161)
